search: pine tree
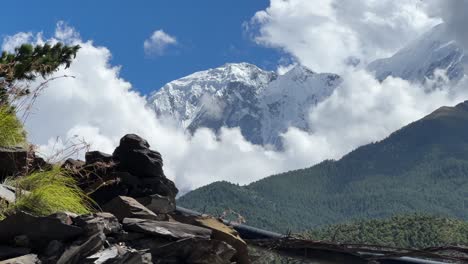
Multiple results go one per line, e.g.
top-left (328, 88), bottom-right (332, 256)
top-left (0, 43), bottom-right (80, 105)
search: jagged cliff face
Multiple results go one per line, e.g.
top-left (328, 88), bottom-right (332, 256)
top-left (367, 23), bottom-right (467, 84)
top-left (148, 63), bottom-right (341, 147)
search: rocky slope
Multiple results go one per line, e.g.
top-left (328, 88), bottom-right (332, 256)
top-left (0, 134), bottom-right (250, 264)
top-left (148, 63), bottom-right (341, 148)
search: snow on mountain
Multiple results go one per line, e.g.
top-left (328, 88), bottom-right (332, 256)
top-left (367, 23), bottom-right (467, 84)
top-left (148, 63), bottom-right (341, 148)
top-left (260, 65), bottom-right (340, 147)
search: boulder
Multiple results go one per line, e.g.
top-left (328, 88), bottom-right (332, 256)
top-left (85, 151), bottom-right (113, 165)
top-left (0, 147), bottom-right (27, 181)
top-left (151, 238), bottom-right (236, 264)
top-left (57, 232), bottom-right (105, 264)
top-left (0, 254), bottom-right (40, 264)
top-left (122, 218), bottom-right (212, 240)
top-left (138, 177), bottom-right (177, 199)
top-left (102, 196), bottom-right (166, 221)
top-left (74, 212), bottom-right (121, 236)
top-left (174, 215), bottom-right (249, 264)
top-left (88, 180), bottom-right (128, 206)
top-left (65, 134), bottom-right (178, 206)
top-left (113, 134), bottom-right (164, 179)
top-left (112, 134), bottom-right (178, 199)
top-left (136, 194), bottom-right (175, 214)
top-left (0, 211), bottom-right (83, 243)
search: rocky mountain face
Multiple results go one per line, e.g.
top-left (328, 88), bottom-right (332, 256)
top-left (368, 23), bottom-right (467, 84)
top-left (148, 63), bottom-right (341, 148)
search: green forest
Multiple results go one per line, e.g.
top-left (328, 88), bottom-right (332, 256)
top-left (179, 102), bottom-right (468, 232)
top-left (306, 214), bottom-right (468, 249)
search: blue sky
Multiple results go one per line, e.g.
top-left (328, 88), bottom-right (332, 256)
top-left (0, 0), bottom-right (283, 94)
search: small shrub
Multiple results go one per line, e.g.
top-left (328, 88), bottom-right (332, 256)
top-left (0, 106), bottom-right (26, 147)
top-left (10, 166), bottom-right (94, 216)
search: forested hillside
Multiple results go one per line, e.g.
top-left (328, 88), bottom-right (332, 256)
top-left (179, 101), bottom-right (468, 232)
top-left (306, 214), bottom-right (468, 249)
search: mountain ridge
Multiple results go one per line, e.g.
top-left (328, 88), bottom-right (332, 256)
top-left (148, 62), bottom-right (341, 147)
top-left (178, 101), bottom-right (468, 232)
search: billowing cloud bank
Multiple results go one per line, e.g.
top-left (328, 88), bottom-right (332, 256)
top-left (3, 0), bottom-right (467, 192)
top-left (248, 0), bottom-right (440, 73)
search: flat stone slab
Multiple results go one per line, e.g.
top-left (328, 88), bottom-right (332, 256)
top-left (0, 254), bottom-right (40, 264)
top-left (0, 211), bottom-right (83, 242)
top-left (122, 218), bottom-right (212, 240)
top-left (102, 196), bottom-right (165, 221)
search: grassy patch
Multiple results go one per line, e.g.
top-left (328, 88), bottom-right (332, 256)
top-left (6, 166), bottom-right (95, 216)
top-left (0, 106), bottom-right (26, 147)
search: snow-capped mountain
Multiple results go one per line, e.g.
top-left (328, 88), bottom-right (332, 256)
top-left (148, 62), bottom-right (341, 148)
top-left (368, 23), bottom-right (467, 84)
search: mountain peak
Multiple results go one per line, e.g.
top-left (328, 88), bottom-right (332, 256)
top-left (148, 62), bottom-right (341, 147)
top-left (283, 64), bottom-right (315, 76)
top-left (367, 23), bottom-right (466, 84)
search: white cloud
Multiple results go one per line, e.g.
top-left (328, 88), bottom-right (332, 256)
top-left (248, 0), bottom-right (440, 73)
top-left (281, 70), bottom-right (468, 168)
top-left (9, 23), bottom-right (284, 193)
top-left (6, 12), bottom-right (468, 194)
top-left (2, 32), bottom-right (39, 53)
top-left (143, 30), bottom-right (177, 56)
top-left (427, 0), bottom-right (468, 50)
top-left (276, 63), bottom-right (296, 75)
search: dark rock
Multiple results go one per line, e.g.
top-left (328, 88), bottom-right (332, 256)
top-left (44, 240), bottom-right (64, 257)
top-left (172, 214), bottom-right (249, 264)
top-left (126, 237), bottom-right (169, 252)
top-left (0, 246), bottom-right (30, 260)
top-left (13, 235), bottom-right (29, 248)
top-left (136, 194), bottom-right (175, 214)
top-left (139, 177), bottom-right (177, 199)
top-left (74, 213), bottom-right (121, 236)
top-left (85, 151), bottom-right (113, 165)
top-left (28, 153), bottom-right (52, 173)
top-left (113, 134), bottom-right (165, 179)
top-left (151, 238), bottom-right (236, 264)
top-left (88, 179), bottom-right (128, 207)
top-left (0, 211), bottom-right (83, 243)
top-left (0, 254), bottom-right (40, 264)
top-left (102, 196), bottom-right (166, 221)
top-left (0, 147), bottom-right (27, 181)
top-left (122, 218), bottom-right (212, 240)
top-left (61, 158), bottom-right (85, 170)
top-left (113, 231), bottom-right (146, 242)
top-left (57, 232), bottom-right (105, 264)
